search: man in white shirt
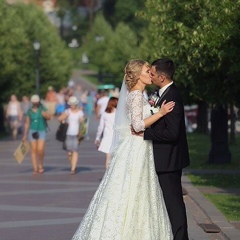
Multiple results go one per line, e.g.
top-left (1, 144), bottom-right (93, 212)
top-left (96, 91), bottom-right (109, 119)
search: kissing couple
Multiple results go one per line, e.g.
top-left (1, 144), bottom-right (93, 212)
top-left (71, 58), bottom-right (190, 240)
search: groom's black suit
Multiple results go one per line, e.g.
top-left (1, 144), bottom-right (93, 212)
top-left (144, 83), bottom-right (190, 240)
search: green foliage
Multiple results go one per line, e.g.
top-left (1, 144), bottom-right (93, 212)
top-left (139, 0), bottom-right (240, 105)
top-left (188, 174), bottom-right (240, 188)
top-left (188, 173), bottom-right (240, 221)
top-left (57, 0), bottom-right (89, 45)
top-left (205, 194), bottom-right (240, 221)
top-left (0, 0), bottom-right (30, 97)
top-left (102, 22), bottom-right (138, 82)
top-left (0, 1), bottom-right (72, 101)
top-left (102, 0), bottom-right (147, 38)
top-left (187, 132), bottom-right (240, 170)
top-left (80, 14), bottom-right (139, 85)
top-left (80, 15), bottom-right (113, 68)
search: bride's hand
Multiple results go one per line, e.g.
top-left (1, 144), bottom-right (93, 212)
top-left (131, 125), bottom-right (144, 137)
top-left (159, 100), bottom-right (175, 116)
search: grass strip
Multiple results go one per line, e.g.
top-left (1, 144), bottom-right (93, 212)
top-left (187, 174), bottom-right (240, 188)
top-left (187, 132), bottom-right (240, 170)
top-left (204, 193), bottom-right (240, 221)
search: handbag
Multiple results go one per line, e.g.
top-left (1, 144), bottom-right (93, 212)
top-left (56, 122), bottom-right (68, 142)
top-left (13, 141), bottom-right (30, 164)
top-left (78, 118), bottom-right (88, 144)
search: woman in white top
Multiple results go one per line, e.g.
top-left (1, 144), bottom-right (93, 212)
top-left (95, 97), bottom-right (118, 168)
top-left (58, 96), bottom-right (84, 175)
top-left (6, 94), bottom-right (22, 140)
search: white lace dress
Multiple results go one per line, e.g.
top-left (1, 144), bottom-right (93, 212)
top-left (71, 90), bottom-right (173, 240)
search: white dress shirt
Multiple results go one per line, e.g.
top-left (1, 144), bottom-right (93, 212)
top-left (159, 81), bottom-right (174, 97)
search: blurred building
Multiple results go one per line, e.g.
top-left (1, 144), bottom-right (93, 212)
top-left (6, 0), bottom-right (102, 31)
top-left (6, 0), bottom-right (101, 13)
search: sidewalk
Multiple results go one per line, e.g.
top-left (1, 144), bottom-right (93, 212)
top-left (0, 117), bottom-right (239, 239)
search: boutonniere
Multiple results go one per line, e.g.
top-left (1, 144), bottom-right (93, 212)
top-left (150, 105), bottom-right (159, 114)
top-left (148, 92), bottom-right (160, 115)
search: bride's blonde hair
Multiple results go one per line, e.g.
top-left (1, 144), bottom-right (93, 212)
top-left (124, 59), bottom-right (149, 90)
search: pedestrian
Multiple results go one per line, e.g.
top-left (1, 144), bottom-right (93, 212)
top-left (56, 87), bottom-right (66, 115)
top-left (45, 86), bottom-right (57, 118)
top-left (74, 85), bottom-right (83, 108)
top-left (81, 90), bottom-right (88, 114)
top-left (22, 95), bottom-right (51, 174)
top-left (86, 90), bottom-right (94, 118)
top-left (21, 95), bottom-right (31, 116)
top-left (95, 90), bottom-right (109, 119)
top-left (71, 59), bottom-right (174, 240)
top-left (94, 97), bottom-right (118, 169)
top-left (58, 96), bottom-right (85, 175)
top-left (6, 94), bottom-right (22, 140)
top-left (20, 95), bottom-right (31, 134)
top-left (64, 87), bottom-right (74, 109)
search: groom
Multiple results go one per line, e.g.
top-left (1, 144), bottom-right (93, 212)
top-left (144, 58), bottom-right (190, 240)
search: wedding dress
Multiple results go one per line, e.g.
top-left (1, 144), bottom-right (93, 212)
top-left (72, 89), bottom-right (173, 240)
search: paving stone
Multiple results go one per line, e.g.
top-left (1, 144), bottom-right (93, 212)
top-left (199, 223), bottom-right (221, 233)
top-left (0, 116), bottom-right (239, 239)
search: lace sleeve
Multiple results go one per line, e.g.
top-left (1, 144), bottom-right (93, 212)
top-left (129, 91), bottom-right (145, 132)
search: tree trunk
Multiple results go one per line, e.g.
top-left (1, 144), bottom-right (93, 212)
top-left (196, 100), bottom-right (208, 134)
top-left (229, 103), bottom-right (236, 144)
top-left (208, 105), bottom-right (231, 164)
top-left (89, 0), bottom-right (95, 27)
top-left (59, 17), bottom-right (64, 39)
top-left (98, 66), bottom-right (103, 83)
top-left (0, 104), bottom-right (6, 134)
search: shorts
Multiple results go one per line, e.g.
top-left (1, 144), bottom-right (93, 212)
top-left (8, 116), bottom-right (19, 129)
top-left (65, 135), bottom-right (79, 152)
top-left (28, 130), bottom-right (46, 142)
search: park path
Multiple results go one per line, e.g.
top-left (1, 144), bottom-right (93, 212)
top-left (0, 116), bottom-right (239, 239)
top-left (0, 70), bottom-right (239, 239)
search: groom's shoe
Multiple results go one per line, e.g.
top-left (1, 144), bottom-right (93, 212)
top-left (182, 187), bottom-right (187, 195)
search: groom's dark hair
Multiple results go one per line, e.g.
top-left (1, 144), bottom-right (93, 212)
top-left (151, 58), bottom-right (175, 80)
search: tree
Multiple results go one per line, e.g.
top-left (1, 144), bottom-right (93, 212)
top-left (102, 0), bottom-right (146, 32)
top-left (0, 0), bottom-right (32, 100)
top-left (139, 0), bottom-right (240, 163)
top-left (102, 22), bottom-right (138, 84)
top-left (139, 0), bottom-right (240, 105)
top-left (57, 0), bottom-right (90, 44)
top-left (79, 14), bottom-right (139, 86)
top-left (79, 14), bottom-right (113, 78)
top-left (0, 1), bottom-right (72, 101)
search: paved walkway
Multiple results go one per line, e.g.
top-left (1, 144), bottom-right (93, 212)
top-left (0, 117), bottom-right (240, 240)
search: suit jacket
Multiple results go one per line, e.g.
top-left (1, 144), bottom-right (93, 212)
top-left (144, 83), bottom-right (190, 172)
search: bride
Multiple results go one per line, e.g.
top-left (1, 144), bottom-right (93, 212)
top-left (71, 60), bottom-right (174, 240)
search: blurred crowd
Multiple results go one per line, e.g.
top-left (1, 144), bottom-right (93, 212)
top-left (3, 80), bottom-right (120, 175)
top-left (4, 82), bottom-right (120, 137)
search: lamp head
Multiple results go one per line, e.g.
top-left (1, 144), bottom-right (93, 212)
top-left (33, 40), bottom-right (41, 51)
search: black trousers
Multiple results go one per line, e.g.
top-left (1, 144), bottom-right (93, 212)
top-left (157, 170), bottom-right (189, 240)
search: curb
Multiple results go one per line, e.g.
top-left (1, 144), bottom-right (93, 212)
top-left (182, 175), bottom-right (240, 240)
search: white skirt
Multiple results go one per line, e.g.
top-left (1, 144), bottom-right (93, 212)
top-left (98, 137), bottom-right (112, 153)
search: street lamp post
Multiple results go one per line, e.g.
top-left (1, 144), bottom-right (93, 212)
top-left (95, 36), bottom-right (104, 83)
top-left (33, 40), bottom-right (41, 96)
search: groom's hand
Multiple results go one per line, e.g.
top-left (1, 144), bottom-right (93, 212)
top-left (130, 125), bottom-right (144, 137)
